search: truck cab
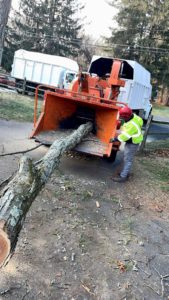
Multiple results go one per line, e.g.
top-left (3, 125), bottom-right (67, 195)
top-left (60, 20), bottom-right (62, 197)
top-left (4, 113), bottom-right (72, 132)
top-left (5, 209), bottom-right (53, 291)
top-left (62, 71), bottom-right (77, 89)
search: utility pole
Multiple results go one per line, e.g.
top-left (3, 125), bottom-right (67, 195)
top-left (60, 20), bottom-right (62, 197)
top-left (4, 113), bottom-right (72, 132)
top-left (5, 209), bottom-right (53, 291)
top-left (0, 0), bottom-right (12, 65)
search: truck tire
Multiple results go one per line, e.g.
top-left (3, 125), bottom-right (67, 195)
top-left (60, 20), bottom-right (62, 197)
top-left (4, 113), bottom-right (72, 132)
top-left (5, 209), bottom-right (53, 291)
top-left (15, 79), bottom-right (23, 94)
top-left (104, 149), bottom-right (118, 163)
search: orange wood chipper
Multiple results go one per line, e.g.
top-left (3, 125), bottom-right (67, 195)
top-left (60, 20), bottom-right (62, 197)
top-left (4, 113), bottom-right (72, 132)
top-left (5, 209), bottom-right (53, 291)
top-left (31, 57), bottom-right (129, 161)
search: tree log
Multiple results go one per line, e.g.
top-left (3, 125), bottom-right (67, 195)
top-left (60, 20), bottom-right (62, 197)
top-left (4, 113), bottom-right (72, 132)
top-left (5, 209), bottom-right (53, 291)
top-left (0, 122), bottom-right (93, 267)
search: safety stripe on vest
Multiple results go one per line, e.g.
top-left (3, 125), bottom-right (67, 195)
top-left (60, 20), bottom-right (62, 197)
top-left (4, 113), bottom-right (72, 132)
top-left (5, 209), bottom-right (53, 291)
top-left (118, 136), bottom-right (125, 142)
top-left (130, 121), bottom-right (141, 138)
top-left (118, 131), bottom-right (132, 142)
top-left (122, 132), bottom-right (131, 139)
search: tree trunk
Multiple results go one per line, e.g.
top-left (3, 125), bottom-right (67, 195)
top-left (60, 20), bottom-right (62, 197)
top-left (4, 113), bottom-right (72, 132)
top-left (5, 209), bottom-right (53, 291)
top-left (0, 122), bottom-right (93, 267)
top-left (163, 87), bottom-right (169, 106)
top-left (0, 0), bottom-right (12, 64)
top-left (157, 86), bottom-right (169, 106)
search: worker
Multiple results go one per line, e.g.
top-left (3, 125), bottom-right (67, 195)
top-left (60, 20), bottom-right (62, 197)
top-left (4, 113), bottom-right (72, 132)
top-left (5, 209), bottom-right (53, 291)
top-left (112, 106), bottom-right (143, 183)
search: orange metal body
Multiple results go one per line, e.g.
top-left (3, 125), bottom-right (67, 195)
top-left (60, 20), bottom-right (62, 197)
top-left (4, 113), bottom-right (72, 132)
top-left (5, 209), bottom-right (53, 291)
top-left (31, 59), bottom-right (126, 157)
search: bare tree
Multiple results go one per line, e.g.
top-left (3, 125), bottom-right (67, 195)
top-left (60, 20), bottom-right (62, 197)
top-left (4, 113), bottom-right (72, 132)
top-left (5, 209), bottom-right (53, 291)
top-left (0, 0), bottom-right (12, 64)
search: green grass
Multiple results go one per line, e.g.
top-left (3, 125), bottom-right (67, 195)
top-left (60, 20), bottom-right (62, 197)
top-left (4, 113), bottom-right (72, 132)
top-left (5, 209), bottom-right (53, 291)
top-left (152, 103), bottom-right (169, 117)
top-left (0, 92), bottom-right (42, 122)
top-left (145, 139), bottom-right (169, 150)
top-left (161, 185), bottom-right (169, 192)
top-left (139, 157), bottom-right (169, 192)
top-left (81, 190), bottom-right (93, 201)
top-left (141, 158), bottom-right (169, 182)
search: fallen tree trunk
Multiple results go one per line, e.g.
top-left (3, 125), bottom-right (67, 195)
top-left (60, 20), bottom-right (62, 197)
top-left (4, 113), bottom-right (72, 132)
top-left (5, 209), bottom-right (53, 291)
top-left (0, 122), bottom-right (93, 267)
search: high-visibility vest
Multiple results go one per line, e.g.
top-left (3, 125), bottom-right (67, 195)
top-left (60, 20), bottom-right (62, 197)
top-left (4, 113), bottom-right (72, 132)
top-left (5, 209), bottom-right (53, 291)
top-left (118, 114), bottom-right (143, 144)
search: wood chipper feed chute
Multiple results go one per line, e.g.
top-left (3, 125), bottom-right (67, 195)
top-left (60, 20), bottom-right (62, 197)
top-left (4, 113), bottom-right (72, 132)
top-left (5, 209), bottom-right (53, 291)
top-left (31, 90), bottom-right (121, 157)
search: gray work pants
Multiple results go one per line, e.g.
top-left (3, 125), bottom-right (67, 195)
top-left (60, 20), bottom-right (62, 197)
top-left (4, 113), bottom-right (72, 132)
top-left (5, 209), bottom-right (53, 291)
top-left (120, 143), bottom-right (139, 178)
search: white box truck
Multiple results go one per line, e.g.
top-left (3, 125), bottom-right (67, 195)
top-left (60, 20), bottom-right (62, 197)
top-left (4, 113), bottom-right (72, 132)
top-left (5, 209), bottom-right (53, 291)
top-left (89, 56), bottom-right (152, 120)
top-left (11, 49), bottom-right (79, 93)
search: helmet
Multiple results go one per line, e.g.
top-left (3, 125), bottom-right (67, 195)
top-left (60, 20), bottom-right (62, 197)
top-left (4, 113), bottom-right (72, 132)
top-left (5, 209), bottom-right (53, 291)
top-left (119, 106), bottom-right (132, 119)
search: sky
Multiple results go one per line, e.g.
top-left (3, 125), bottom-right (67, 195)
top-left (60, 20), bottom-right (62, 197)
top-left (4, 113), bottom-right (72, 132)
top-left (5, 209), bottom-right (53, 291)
top-left (80, 0), bottom-right (116, 39)
top-left (11, 0), bottom-right (117, 39)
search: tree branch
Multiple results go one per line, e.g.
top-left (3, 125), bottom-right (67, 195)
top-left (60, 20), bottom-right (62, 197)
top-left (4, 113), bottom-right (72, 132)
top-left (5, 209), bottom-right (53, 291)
top-left (0, 122), bottom-right (93, 267)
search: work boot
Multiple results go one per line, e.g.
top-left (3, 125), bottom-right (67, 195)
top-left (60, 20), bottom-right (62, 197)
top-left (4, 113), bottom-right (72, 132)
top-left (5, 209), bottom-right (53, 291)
top-left (112, 176), bottom-right (128, 183)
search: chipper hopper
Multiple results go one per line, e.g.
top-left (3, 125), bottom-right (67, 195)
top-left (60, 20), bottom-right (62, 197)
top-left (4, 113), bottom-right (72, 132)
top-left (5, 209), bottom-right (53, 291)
top-left (31, 57), bottom-right (128, 161)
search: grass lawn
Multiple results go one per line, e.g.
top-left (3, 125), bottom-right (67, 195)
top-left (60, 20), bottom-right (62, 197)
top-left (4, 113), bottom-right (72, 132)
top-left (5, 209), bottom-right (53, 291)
top-left (152, 103), bottom-right (169, 117)
top-left (0, 92), bottom-right (42, 122)
top-left (145, 139), bottom-right (169, 150)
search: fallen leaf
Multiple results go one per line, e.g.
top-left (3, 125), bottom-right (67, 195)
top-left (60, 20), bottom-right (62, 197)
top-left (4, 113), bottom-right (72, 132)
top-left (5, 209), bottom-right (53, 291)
top-left (116, 260), bottom-right (127, 272)
top-left (155, 205), bottom-right (163, 213)
top-left (56, 272), bottom-right (62, 277)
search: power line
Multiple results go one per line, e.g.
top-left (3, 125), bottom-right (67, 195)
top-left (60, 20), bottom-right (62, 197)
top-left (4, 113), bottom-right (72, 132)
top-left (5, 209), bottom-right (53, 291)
top-left (6, 29), bottom-right (169, 56)
top-left (109, 29), bottom-right (169, 37)
top-left (6, 28), bottom-right (168, 51)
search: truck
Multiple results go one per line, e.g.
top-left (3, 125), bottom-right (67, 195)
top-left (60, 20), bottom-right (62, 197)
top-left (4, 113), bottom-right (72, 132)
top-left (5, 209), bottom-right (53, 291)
top-left (30, 56), bottom-right (152, 162)
top-left (11, 49), bottom-right (79, 93)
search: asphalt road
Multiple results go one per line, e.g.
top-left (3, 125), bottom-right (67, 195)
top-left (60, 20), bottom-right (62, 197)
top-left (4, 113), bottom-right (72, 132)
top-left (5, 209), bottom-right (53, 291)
top-left (147, 122), bottom-right (169, 142)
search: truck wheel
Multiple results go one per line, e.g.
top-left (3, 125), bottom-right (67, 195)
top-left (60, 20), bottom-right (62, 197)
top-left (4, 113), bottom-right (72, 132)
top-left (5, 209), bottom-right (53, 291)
top-left (16, 88), bottom-right (22, 94)
top-left (104, 150), bottom-right (118, 163)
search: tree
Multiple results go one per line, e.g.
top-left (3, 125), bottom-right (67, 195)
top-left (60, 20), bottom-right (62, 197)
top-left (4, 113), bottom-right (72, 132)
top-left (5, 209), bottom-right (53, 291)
top-left (107, 0), bottom-right (169, 104)
top-left (0, 0), bottom-right (12, 65)
top-left (76, 35), bottom-right (98, 70)
top-left (2, 0), bottom-right (83, 71)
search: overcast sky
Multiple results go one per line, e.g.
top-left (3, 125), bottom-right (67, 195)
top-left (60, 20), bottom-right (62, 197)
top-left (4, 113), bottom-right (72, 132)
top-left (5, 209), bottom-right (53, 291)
top-left (80, 0), bottom-right (116, 38)
top-left (12, 0), bottom-right (116, 38)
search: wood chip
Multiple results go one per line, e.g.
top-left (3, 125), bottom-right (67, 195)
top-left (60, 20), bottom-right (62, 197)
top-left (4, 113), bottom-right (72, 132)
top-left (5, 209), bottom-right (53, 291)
top-left (81, 283), bottom-right (95, 295)
top-left (96, 201), bottom-right (100, 208)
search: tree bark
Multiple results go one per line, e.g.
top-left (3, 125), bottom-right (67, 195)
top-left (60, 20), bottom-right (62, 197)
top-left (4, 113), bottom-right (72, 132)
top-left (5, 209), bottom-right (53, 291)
top-left (157, 86), bottom-right (169, 106)
top-left (0, 122), bottom-right (93, 267)
top-left (0, 0), bottom-right (12, 64)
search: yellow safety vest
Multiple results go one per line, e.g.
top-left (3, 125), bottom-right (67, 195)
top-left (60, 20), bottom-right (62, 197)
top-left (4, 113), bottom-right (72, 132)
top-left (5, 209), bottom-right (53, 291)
top-left (118, 114), bottom-right (143, 144)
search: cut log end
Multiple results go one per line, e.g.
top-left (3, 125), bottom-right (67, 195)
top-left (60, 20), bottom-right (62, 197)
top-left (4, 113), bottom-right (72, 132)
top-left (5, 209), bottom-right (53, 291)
top-left (0, 229), bottom-right (10, 267)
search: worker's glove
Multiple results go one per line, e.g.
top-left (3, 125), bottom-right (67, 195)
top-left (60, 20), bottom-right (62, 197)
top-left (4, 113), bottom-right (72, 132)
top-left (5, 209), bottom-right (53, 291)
top-left (110, 137), bottom-right (119, 143)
